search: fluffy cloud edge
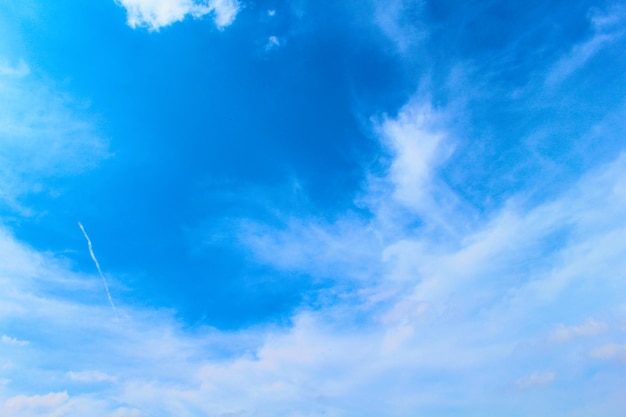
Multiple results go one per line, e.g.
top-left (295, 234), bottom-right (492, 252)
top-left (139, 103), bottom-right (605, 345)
top-left (115, 0), bottom-right (240, 31)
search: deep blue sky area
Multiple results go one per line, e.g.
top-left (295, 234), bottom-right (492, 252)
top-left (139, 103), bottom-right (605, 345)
top-left (7, 0), bottom-right (414, 326)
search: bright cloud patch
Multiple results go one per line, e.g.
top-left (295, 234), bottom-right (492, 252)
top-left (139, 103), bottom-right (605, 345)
top-left (377, 102), bottom-right (454, 216)
top-left (2, 392), bottom-right (69, 417)
top-left (66, 370), bottom-right (116, 383)
top-left (1, 335), bottom-right (29, 346)
top-left (115, 0), bottom-right (240, 30)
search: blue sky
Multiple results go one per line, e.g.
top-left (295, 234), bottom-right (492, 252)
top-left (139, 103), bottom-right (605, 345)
top-left (1, 0), bottom-right (626, 415)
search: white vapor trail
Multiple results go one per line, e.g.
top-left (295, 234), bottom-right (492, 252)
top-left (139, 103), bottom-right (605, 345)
top-left (78, 222), bottom-right (117, 313)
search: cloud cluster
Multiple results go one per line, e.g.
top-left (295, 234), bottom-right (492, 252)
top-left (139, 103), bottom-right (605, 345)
top-left (115, 0), bottom-right (240, 31)
top-left (232, 94), bottom-right (626, 414)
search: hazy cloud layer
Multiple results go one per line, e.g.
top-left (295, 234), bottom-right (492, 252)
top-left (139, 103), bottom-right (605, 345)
top-left (0, 59), bottom-right (108, 212)
top-left (2, 99), bottom-right (626, 415)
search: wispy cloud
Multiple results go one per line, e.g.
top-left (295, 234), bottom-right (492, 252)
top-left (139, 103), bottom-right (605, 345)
top-left (0, 59), bottom-right (30, 77)
top-left (66, 370), bottom-right (116, 383)
top-left (0, 58), bottom-right (108, 212)
top-left (1, 335), bottom-right (29, 347)
top-left (590, 344), bottom-right (626, 363)
top-left (374, 0), bottom-right (425, 52)
top-left (265, 35), bottom-right (281, 52)
top-left (229, 94), bottom-right (626, 415)
top-left (516, 371), bottom-right (556, 390)
top-left (77, 222), bottom-right (117, 314)
top-left (115, 0), bottom-right (240, 31)
top-left (2, 392), bottom-right (69, 417)
top-left (545, 6), bottom-right (626, 87)
top-left (552, 319), bottom-right (609, 342)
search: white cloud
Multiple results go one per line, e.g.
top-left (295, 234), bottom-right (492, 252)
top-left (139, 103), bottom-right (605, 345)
top-left (545, 33), bottom-right (612, 87)
top-left (365, 101), bottom-right (468, 238)
top-left (115, 0), bottom-right (240, 31)
top-left (240, 215), bottom-right (383, 282)
top-left (374, 0), bottom-right (425, 52)
top-left (378, 102), bottom-right (450, 211)
top-left (225, 98), bottom-right (626, 415)
top-left (590, 344), bottom-right (626, 363)
top-left (552, 319), bottom-right (608, 342)
top-left (265, 35), bottom-right (281, 51)
top-left (516, 371), bottom-right (556, 390)
top-left (66, 371), bottom-right (116, 383)
top-left (545, 6), bottom-right (626, 86)
top-left (2, 392), bottom-right (69, 417)
top-left (1, 335), bottom-right (28, 347)
top-left (0, 60), bottom-right (29, 77)
top-left (207, 0), bottom-right (239, 28)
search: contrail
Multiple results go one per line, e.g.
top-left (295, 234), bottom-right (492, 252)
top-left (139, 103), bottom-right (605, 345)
top-left (78, 222), bottom-right (117, 313)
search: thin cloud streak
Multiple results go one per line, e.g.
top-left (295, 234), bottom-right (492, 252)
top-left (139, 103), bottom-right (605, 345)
top-left (78, 222), bottom-right (117, 314)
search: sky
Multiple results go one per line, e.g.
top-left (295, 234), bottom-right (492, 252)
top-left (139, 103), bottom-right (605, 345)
top-left (1, 0), bottom-right (626, 416)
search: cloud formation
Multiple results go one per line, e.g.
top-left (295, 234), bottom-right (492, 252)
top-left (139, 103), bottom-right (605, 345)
top-left (231, 96), bottom-right (626, 415)
top-left (590, 344), bottom-right (626, 364)
top-left (2, 392), bottom-right (69, 417)
top-left (2, 2), bottom-right (626, 416)
top-left (3, 95), bottom-right (626, 415)
top-left (552, 319), bottom-right (609, 342)
top-left (115, 0), bottom-right (240, 30)
top-left (66, 370), bottom-right (117, 383)
top-left (516, 371), bottom-right (556, 390)
top-left (1, 335), bottom-right (29, 347)
top-left (545, 5), bottom-right (626, 86)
